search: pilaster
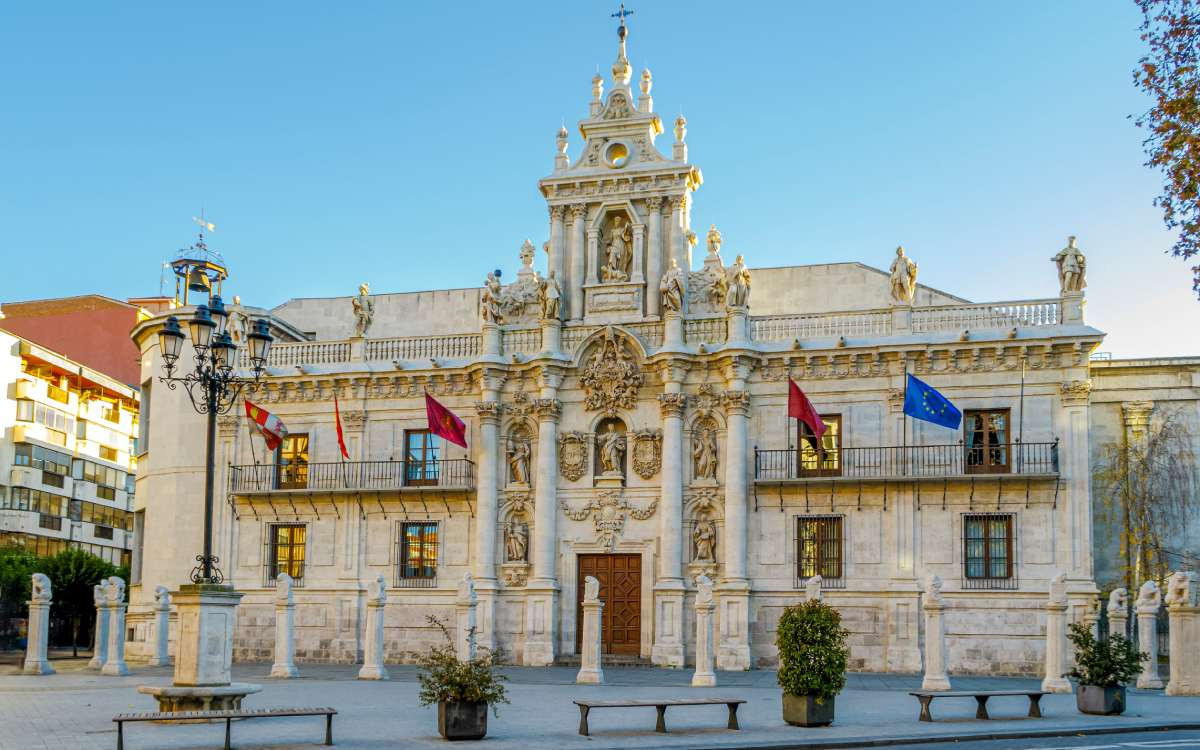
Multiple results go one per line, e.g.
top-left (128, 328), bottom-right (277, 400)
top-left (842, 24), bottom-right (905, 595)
top-left (525, 369), bottom-right (563, 666)
top-left (646, 197), bottom-right (663, 317)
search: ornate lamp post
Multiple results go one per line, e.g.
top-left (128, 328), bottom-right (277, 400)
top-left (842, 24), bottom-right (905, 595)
top-left (157, 295), bottom-right (273, 583)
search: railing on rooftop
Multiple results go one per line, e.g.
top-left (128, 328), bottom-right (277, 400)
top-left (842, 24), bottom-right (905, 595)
top-left (751, 311), bottom-right (890, 342)
top-left (912, 299), bottom-right (1060, 333)
top-left (754, 441), bottom-right (1059, 481)
top-left (366, 334), bottom-right (482, 361)
top-left (229, 458), bottom-right (475, 493)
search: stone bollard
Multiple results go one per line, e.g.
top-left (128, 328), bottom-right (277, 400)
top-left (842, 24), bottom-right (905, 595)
top-left (1041, 572), bottom-right (1071, 694)
top-left (456, 573), bottom-right (477, 662)
top-left (87, 583), bottom-right (108, 669)
top-left (691, 575), bottom-right (717, 688)
top-left (920, 575), bottom-right (950, 691)
top-left (1135, 580), bottom-right (1164, 689)
top-left (101, 576), bottom-right (129, 676)
top-left (270, 573), bottom-right (299, 678)
top-left (576, 576), bottom-right (604, 685)
top-left (23, 573), bottom-right (54, 675)
top-left (1106, 588), bottom-right (1128, 641)
top-left (804, 575), bottom-right (823, 603)
top-left (358, 575), bottom-right (389, 680)
top-left (149, 585), bottom-right (171, 667)
top-left (1165, 571), bottom-right (1200, 696)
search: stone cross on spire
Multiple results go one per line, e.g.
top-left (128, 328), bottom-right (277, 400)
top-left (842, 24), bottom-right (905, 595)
top-left (610, 4), bottom-right (634, 85)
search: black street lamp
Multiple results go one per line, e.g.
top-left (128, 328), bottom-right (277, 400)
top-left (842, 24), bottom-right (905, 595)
top-left (157, 295), bottom-right (273, 584)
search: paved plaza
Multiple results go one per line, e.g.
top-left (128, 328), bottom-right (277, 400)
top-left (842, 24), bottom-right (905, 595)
top-left (2, 658), bottom-right (1199, 750)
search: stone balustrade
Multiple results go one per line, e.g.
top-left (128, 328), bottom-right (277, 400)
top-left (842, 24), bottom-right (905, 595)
top-left (366, 333), bottom-right (482, 361)
top-left (912, 299), bottom-right (1060, 333)
top-left (751, 311), bottom-right (890, 341)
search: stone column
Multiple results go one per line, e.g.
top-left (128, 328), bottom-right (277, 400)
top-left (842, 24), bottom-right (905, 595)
top-left (692, 575), bottom-right (717, 687)
top-left (1165, 571), bottom-right (1200, 696)
top-left (1135, 580), bottom-right (1164, 689)
top-left (549, 206), bottom-right (566, 288)
top-left (101, 576), bottom-right (129, 677)
top-left (1106, 587), bottom-right (1129, 641)
top-left (717, 358), bottom-right (752, 671)
top-left (473, 376), bottom-right (503, 654)
top-left (456, 573), bottom-right (478, 662)
top-left (576, 576), bottom-right (604, 685)
top-left (670, 196), bottom-right (688, 272)
top-left (358, 575), bottom-right (389, 680)
top-left (270, 574), bottom-right (298, 678)
top-left (150, 585), bottom-right (172, 667)
top-left (1042, 572), bottom-right (1072, 693)
top-left (23, 573), bottom-right (54, 675)
top-left (88, 583), bottom-right (108, 669)
top-left (646, 197), bottom-right (663, 316)
top-left (524, 371), bottom-right (562, 666)
top-left (569, 204), bottom-right (586, 321)
top-left (921, 575), bottom-right (950, 691)
top-left (1059, 380), bottom-right (1093, 578)
top-left (631, 222), bottom-right (645, 285)
top-left (652, 364), bottom-right (688, 668)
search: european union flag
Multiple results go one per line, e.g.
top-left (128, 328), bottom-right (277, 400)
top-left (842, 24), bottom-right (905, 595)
top-left (903, 374), bottom-right (962, 429)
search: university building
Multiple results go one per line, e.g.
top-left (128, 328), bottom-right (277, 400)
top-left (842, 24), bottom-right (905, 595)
top-left (127, 21), bottom-right (1197, 673)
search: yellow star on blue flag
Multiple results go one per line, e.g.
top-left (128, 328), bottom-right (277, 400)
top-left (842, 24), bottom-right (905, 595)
top-left (903, 373), bottom-right (961, 429)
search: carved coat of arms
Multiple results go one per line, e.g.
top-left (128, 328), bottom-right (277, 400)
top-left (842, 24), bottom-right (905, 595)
top-left (558, 431), bottom-right (589, 482)
top-left (562, 490), bottom-right (657, 549)
top-left (631, 429), bottom-right (662, 479)
top-left (579, 327), bottom-right (642, 416)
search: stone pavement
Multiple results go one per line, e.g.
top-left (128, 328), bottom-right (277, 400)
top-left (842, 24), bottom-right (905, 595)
top-left (1, 658), bottom-right (1198, 750)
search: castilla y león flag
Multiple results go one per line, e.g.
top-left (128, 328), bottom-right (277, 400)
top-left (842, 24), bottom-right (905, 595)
top-left (244, 399), bottom-right (288, 452)
top-left (788, 379), bottom-right (827, 440)
top-left (425, 392), bottom-right (468, 449)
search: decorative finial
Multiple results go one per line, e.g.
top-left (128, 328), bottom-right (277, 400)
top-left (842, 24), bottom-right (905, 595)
top-left (592, 72), bottom-right (604, 101)
top-left (675, 114), bottom-right (687, 143)
top-left (610, 4), bottom-right (633, 85)
top-left (640, 68), bottom-right (652, 96)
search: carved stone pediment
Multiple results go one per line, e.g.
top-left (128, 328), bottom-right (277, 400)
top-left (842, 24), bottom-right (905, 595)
top-left (631, 429), bottom-right (662, 479)
top-left (558, 431), bottom-right (589, 482)
top-left (579, 327), bottom-right (643, 416)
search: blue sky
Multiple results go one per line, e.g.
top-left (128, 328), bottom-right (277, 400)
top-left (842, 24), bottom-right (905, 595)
top-left (1, 1), bottom-right (1195, 357)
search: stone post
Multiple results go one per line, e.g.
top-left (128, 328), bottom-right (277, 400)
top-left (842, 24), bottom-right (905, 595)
top-left (646, 197), bottom-right (663, 316)
top-left (482, 321), bottom-right (501, 358)
top-left (349, 335), bottom-right (366, 361)
top-left (576, 576), bottom-right (604, 685)
top-left (1165, 571), bottom-right (1200, 696)
top-left (150, 585), bottom-right (172, 667)
top-left (569, 204), bottom-right (586, 321)
top-left (726, 307), bottom-right (749, 347)
top-left (692, 575), bottom-right (717, 688)
top-left (1135, 580), bottom-right (1164, 689)
top-left (1106, 587), bottom-right (1128, 641)
top-left (921, 575), bottom-right (950, 691)
top-left (541, 318), bottom-right (563, 357)
top-left (358, 575), bottom-right (389, 680)
top-left (456, 573), bottom-right (478, 662)
top-left (805, 575), bottom-right (824, 603)
top-left (270, 573), bottom-right (298, 678)
top-left (473, 386), bottom-right (503, 654)
top-left (891, 303), bottom-right (912, 334)
top-left (651, 365), bottom-right (688, 668)
top-left (663, 309), bottom-right (684, 350)
top-left (87, 583), bottom-right (108, 669)
top-left (1061, 291), bottom-right (1085, 325)
top-left (524, 372), bottom-right (562, 667)
top-left (716, 360), bottom-right (752, 671)
top-left (1042, 572), bottom-right (1072, 694)
top-left (23, 573), bottom-right (54, 675)
top-left (101, 576), bottom-right (129, 677)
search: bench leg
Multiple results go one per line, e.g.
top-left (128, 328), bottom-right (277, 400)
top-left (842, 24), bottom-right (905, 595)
top-left (655, 705), bottom-right (667, 733)
top-left (116, 721), bottom-right (123, 750)
top-left (1028, 694), bottom-right (1043, 719)
top-left (326, 713), bottom-right (334, 745)
top-left (727, 703), bottom-right (741, 730)
top-left (578, 705), bottom-right (590, 737)
top-left (225, 717), bottom-right (232, 750)
top-left (975, 696), bottom-right (990, 720)
top-left (918, 695), bottom-right (934, 722)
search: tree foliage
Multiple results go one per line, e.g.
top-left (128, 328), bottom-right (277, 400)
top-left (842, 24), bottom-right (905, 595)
top-left (1134, 0), bottom-right (1200, 296)
top-left (0, 548), bottom-right (38, 648)
top-left (35, 549), bottom-right (123, 657)
top-left (775, 599), bottom-right (849, 702)
top-left (1066, 622), bottom-right (1145, 687)
top-left (411, 616), bottom-right (509, 716)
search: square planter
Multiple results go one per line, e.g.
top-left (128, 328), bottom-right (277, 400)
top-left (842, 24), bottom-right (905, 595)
top-left (1077, 685), bottom-right (1126, 716)
top-left (438, 701), bottom-right (489, 740)
top-left (782, 693), bottom-right (835, 727)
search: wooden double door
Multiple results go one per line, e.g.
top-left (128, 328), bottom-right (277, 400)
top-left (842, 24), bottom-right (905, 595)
top-left (576, 554), bottom-right (641, 656)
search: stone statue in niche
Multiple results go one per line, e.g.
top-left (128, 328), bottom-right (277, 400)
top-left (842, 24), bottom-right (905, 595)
top-left (889, 247), bottom-right (918, 304)
top-left (597, 423), bottom-right (626, 475)
top-left (692, 425), bottom-right (718, 481)
top-left (506, 521), bottom-right (528, 562)
top-left (601, 215), bottom-right (633, 283)
top-left (1052, 236), bottom-right (1086, 294)
top-left (660, 258), bottom-right (684, 312)
top-left (725, 255), bottom-right (751, 308)
top-left (352, 283), bottom-right (374, 337)
top-left (693, 520), bottom-right (716, 562)
top-left (539, 270), bottom-right (562, 321)
top-left (482, 272), bottom-right (504, 324)
top-left (507, 438), bottom-right (531, 485)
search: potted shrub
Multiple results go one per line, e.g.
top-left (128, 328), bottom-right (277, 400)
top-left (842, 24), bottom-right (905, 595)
top-left (1066, 622), bottom-right (1145, 715)
top-left (413, 616), bottom-right (509, 740)
top-left (776, 599), bottom-right (849, 727)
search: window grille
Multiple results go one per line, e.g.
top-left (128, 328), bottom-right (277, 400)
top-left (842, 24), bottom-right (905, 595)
top-left (264, 523), bottom-right (307, 586)
top-left (395, 520), bottom-right (439, 588)
top-left (962, 513), bottom-right (1016, 589)
top-left (795, 515), bottom-right (844, 588)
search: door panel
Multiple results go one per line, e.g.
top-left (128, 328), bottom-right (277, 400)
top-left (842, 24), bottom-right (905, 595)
top-left (576, 554), bottom-right (641, 655)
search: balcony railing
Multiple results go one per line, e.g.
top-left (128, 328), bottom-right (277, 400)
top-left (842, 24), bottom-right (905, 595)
top-left (754, 441), bottom-right (1059, 481)
top-left (229, 458), bottom-right (475, 493)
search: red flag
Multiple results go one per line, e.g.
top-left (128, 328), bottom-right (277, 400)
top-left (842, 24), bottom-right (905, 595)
top-left (244, 399), bottom-right (288, 452)
top-left (788, 379), bottom-right (827, 440)
top-left (334, 395), bottom-right (350, 460)
top-left (425, 391), bottom-right (468, 449)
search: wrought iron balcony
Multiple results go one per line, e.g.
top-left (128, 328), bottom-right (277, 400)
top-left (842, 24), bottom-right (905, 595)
top-left (229, 458), bottom-right (475, 494)
top-left (754, 440), bottom-right (1059, 483)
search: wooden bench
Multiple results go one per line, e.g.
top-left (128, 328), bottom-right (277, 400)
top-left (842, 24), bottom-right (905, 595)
top-left (908, 690), bottom-right (1045, 722)
top-left (573, 698), bottom-right (746, 736)
top-left (112, 706), bottom-right (337, 750)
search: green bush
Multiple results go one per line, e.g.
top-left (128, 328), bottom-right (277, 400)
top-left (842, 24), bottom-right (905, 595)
top-left (775, 599), bottom-right (849, 702)
top-left (1066, 622), bottom-right (1145, 688)
top-left (411, 615), bottom-right (509, 716)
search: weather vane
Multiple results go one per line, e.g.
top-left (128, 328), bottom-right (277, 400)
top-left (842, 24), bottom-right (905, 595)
top-left (192, 210), bottom-right (215, 237)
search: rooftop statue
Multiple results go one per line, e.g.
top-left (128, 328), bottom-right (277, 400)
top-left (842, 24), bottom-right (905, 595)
top-left (660, 258), bottom-right (684, 312)
top-left (482, 272), bottom-right (504, 325)
top-left (726, 254), bottom-right (751, 308)
top-left (889, 246), bottom-right (918, 304)
top-left (352, 283), bottom-right (374, 337)
top-left (539, 270), bottom-right (562, 321)
top-left (1052, 236), bottom-right (1087, 294)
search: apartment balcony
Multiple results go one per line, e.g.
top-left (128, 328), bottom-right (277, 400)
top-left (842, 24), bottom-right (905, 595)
top-left (754, 440), bottom-right (1059, 485)
top-left (229, 458), bottom-right (475, 496)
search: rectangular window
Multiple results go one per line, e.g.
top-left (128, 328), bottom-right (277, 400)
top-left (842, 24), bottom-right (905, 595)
top-left (93, 525), bottom-right (114, 540)
top-left (396, 521), bottom-right (439, 586)
top-left (268, 524), bottom-right (307, 582)
top-left (39, 514), bottom-right (62, 531)
top-left (99, 445), bottom-right (118, 462)
top-left (15, 399), bottom-right (34, 422)
top-left (796, 515), bottom-right (844, 585)
top-left (404, 430), bottom-right (441, 487)
top-left (96, 485), bottom-right (116, 501)
top-left (138, 380), bottom-right (151, 456)
top-left (47, 383), bottom-right (70, 404)
top-left (19, 444), bottom-right (70, 474)
top-left (963, 513), bottom-right (1015, 588)
top-left (276, 434), bottom-right (309, 490)
top-left (42, 471), bottom-right (64, 488)
top-left (965, 409), bottom-right (1010, 474)
top-left (797, 414), bottom-right (842, 477)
